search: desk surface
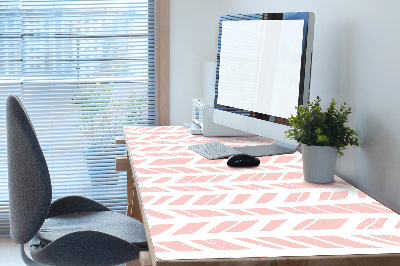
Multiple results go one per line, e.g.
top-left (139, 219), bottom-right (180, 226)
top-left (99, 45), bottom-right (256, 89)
top-left (124, 126), bottom-right (400, 262)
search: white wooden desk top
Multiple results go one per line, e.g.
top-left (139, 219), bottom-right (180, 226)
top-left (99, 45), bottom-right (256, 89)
top-left (124, 126), bottom-right (400, 261)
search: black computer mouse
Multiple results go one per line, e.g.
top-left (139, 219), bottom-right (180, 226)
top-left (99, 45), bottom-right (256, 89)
top-left (227, 154), bottom-right (260, 167)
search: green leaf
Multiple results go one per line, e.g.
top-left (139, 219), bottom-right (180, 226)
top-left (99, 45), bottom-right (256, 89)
top-left (285, 97), bottom-right (359, 157)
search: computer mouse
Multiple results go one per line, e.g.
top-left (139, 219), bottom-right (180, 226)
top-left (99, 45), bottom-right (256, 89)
top-left (227, 154), bottom-right (260, 167)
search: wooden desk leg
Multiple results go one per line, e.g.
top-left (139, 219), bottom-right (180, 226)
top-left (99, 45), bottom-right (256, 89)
top-left (139, 252), bottom-right (152, 266)
top-left (124, 252), bottom-right (151, 266)
top-left (115, 155), bottom-right (143, 222)
top-left (127, 169), bottom-right (143, 223)
top-left (124, 259), bottom-right (141, 266)
top-left (126, 169), bottom-right (134, 217)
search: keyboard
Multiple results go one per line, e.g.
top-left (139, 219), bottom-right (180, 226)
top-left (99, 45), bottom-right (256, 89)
top-left (189, 142), bottom-right (243, 160)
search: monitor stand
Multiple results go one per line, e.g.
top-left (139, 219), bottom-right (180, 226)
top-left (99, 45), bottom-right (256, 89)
top-left (233, 141), bottom-right (298, 157)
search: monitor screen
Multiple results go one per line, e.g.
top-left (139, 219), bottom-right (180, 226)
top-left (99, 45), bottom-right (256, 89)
top-left (213, 13), bottom-right (314, 156)
top-left (217, 19), bottom-right (304, 119)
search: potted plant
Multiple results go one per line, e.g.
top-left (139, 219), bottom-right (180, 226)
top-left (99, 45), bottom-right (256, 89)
top-left (285, 96), bottom-right (359, 183)
top-left (73, 84), bottom-right (136, 186)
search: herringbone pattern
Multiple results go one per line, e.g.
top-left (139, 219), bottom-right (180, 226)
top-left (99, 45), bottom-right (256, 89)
top-left (124, 126), bottom-right (400, 260)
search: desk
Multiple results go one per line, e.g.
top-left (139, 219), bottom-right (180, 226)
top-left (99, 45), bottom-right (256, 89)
top-left (121, 126), bottom-right (400, 266)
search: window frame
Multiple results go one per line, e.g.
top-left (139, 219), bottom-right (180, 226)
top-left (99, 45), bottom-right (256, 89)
top-left (157, 0), bottom-right (170, 126)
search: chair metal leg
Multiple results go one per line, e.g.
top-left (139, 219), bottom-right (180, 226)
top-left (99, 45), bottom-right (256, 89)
top-left (20, 244), bottom-right (46, 266)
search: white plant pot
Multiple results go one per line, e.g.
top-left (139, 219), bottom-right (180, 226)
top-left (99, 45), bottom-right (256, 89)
top-left (301, 144), bottom-right (338, 183)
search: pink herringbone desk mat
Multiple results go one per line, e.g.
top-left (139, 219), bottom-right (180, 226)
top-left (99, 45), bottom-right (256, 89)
top-left (124, 126), bottom-right (400, 261)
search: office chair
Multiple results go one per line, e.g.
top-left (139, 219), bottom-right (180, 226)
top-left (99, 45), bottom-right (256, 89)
top-left (6, 94), bottom-right (148, 265)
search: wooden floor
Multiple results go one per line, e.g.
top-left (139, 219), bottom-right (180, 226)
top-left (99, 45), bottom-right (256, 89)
top-left (0, 237), bottom-right (26, 266)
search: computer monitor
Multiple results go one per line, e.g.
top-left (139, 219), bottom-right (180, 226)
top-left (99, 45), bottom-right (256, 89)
top-left (213, 12), bottom-right (315, 156)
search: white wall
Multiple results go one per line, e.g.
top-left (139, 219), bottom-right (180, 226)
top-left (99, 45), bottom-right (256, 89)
top-left (170, 0), bottom-right (227, 125)
top-left (170, 0), bottom-right (400, 213)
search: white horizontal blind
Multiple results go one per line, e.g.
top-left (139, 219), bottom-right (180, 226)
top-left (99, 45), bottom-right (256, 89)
top-left (0, 0), bottom-right (159, 236)
top-left (0, 0), bottom-right (22, 236)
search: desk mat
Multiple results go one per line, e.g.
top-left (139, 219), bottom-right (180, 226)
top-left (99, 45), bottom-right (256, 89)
top-left (124, 126), bottom-right (400, 261)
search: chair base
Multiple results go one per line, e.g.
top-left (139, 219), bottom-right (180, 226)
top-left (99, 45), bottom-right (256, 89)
top-left (20, 244), bottom-right (45, 266)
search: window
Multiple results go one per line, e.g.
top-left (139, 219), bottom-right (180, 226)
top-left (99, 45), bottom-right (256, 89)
top-left (0, 0), bottom-right (169, 236)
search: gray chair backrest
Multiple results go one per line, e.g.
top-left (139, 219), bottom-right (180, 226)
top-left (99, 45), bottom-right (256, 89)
top-left (7, 94), bottom-right (52, 244)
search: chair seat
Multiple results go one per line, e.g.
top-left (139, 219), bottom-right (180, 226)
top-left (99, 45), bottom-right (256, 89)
top-left (37, 211), bottom-right (147, 248)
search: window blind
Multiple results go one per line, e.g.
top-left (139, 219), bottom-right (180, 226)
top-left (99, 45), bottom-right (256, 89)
top-left (0, 0), bottom-right (159, 236)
